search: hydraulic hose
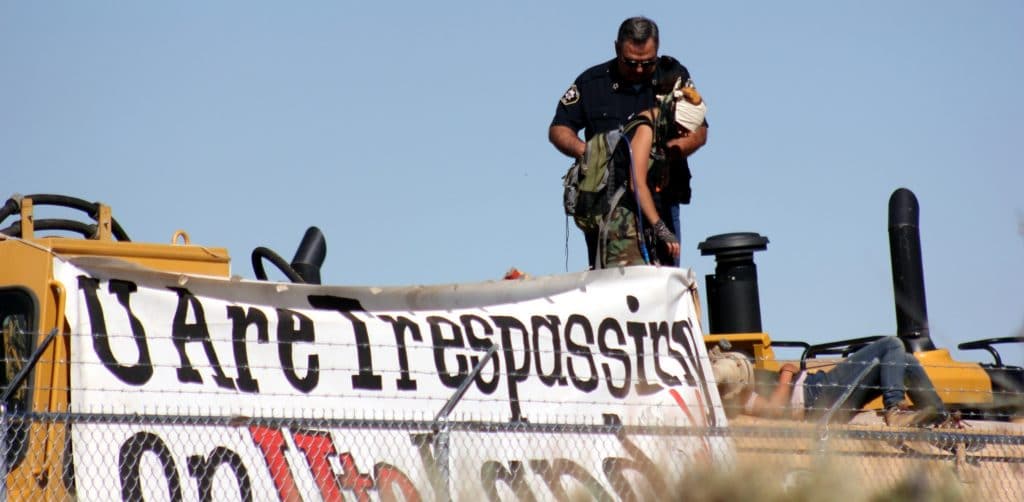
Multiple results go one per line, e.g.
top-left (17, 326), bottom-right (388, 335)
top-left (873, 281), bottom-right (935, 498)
top-left (0, 194), bottom-right (130, 241)
top-left (251, 246), bottom-right (306, 283)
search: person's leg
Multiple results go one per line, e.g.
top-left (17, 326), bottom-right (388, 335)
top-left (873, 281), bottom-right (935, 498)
top-left (873, 337), bottom-right (909, 409)
top-left (902, 353), bottom-right (945, 411)
top-left (808, 366), bottom-right (882, 422)
top-left (602, 207), bottom-right (645, 267)
top-left (806, 337), bottom-right (941, 425)
top-left (585, 231), bottom-right (598, 269)
top-left (811, 337), bottom-right (905, 414)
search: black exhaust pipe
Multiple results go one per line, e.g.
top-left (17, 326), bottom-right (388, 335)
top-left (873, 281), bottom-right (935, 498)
top-left (698, 232), bottom-right (770, 334)
top-left (290, 226), bottom-right (327, 285)
top-left (888, 188), bottom-right (935, 352)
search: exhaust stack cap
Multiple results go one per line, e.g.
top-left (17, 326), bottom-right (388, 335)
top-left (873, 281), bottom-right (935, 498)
top-left (698, 232), bottom-right (769, 335)
top-left (698, 232), bottom-right (769, 260)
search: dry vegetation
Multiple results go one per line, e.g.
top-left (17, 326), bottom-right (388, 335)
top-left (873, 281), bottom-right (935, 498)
top-left (547, 458), bottom-right (968, 502)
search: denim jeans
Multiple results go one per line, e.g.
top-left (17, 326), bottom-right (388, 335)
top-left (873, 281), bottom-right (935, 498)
top-left (802, 337), bottom-right (944, 421)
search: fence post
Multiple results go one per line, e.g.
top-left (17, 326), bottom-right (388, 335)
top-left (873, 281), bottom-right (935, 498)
top-left (816, 357), bottom-right (879, 453)
top-left (431, 344), bottom-right (498, 501)
top-left (432, 421), bottom-right (451, 502)
top-left (1, 402), bottom-right (7, 501)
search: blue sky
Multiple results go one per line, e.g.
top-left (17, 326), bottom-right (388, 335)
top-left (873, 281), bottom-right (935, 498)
top-left (3, 1), bottom-right (1021, 365)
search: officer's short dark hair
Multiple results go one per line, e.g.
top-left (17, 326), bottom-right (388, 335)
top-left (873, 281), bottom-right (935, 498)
top-left (616, 17), bottom-right (659, 49)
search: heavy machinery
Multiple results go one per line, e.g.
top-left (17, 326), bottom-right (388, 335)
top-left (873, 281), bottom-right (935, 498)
top-left (0, 190), bottom-right (1020, 500)
top-left (696, 189), bottom-right (1023, 421)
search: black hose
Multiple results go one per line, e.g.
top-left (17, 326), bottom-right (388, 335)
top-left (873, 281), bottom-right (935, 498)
top-left (0, 219), bottom-right (97, 238)
top-left (251, 247), bottom-right (306, 283)
top-left (0, 194), bottom-right (131, 241)
top-left (0, 198), bottom-right (19, 222)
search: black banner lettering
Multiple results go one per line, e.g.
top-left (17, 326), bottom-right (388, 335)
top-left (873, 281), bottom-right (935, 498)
top-left (308, 295), bottom-right (383, 390)
top-left (480, 460), bottom-right (536, 502)
top-left (276, 308), bottom-right (320, 393)
top-left (598, 318), bottom-right (631, 399)
top-left (380, 315), bottom-right (423, 391)
top-left (529, 459), bottom-right (613, 502)
top-left (169, 288), bottom-right (235, 389)
top-left (460, 314), bottom-right (500, 395)
top-left (672, 320), bottom-right (716, 426)
top-left (428, 315), bottom-right (468, 388)
top-left (491, 316), bottom-right (531, 421)
top-left (186, 447), bottom-right (253, 502)
top-left (531, 315), bottom-right (566, 387)
top-left (410, 433), bottom-right (446, 498)
top-left (626, 320), bottom-right (662, 396)
top-left (226, 306), bottom-right (270, 394)
top-left (564, 314), bottom-right (599, 393)
top-left (78, 276), bottom-right (153, 386)
top-left (648, 321), bottom-right (685, 387)
top-left (118, 432), bottom-right (183, 502)
top-left (601, 434), bottom-right (668, 502)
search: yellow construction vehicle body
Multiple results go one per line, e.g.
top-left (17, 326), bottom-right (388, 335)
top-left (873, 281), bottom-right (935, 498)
top-left (1, 216), bottom-right (728, 500)
top-left (702, 332), bottom-right (993, 409)
top-left (0, 226), bottom-right (228, 500)
top-left (0, 195), bottom-right (1020, 500)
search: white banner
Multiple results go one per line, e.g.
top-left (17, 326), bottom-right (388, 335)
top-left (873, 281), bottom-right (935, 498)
top-left (55, 257), bottom-right (729, 500)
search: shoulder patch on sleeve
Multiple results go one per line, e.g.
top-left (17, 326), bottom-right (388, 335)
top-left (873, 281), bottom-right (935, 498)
top-left (560, 84), bottom-right (580, 106)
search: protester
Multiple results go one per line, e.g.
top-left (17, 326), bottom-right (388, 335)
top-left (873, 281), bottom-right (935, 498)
top-left (723, 336), bottom-right (949, 426)
top-left (578, 61), bottom-right (706, 267)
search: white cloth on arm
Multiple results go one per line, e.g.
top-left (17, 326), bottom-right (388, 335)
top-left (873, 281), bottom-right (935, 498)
top-left (790, 371), bottom-right (808, 411)
top-left (674, 98), bottom-right (706, 132)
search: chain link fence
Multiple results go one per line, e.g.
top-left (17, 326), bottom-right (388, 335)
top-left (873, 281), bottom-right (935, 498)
top-left (1, 412), bottom-right (1021, 501)
top-left (1, 328), bottom-right (1022, 501)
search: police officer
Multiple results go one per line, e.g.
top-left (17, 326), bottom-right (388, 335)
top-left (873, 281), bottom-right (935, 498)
top-left (550, 16), bottom-right (707, 268)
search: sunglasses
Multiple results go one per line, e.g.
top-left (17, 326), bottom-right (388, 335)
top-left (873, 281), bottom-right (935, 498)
top-left (620, 57), bottom-right (657, 69)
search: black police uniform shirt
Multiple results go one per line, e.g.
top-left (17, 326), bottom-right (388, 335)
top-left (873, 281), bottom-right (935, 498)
top-left (551, 58), bottom-right (658, 140)
top-left (551, 58), bottom-right (697, 206)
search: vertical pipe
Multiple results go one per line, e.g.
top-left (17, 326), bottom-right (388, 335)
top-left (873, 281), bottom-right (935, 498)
top-left (434, 424), bottom-right (451, 502)
top-left (888, 188), bottom-right (935, 351)
top-left (698, 233), bottom-right (770, 334)
top-left (290, 226), bottom-right (327, 285)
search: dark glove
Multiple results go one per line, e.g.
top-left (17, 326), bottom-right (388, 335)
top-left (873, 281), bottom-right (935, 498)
top-left (652, 220), bottom-right (678, 244)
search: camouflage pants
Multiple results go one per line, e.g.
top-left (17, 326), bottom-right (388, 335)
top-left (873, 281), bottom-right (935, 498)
top-left (600, 206), bottom-right (646, 267)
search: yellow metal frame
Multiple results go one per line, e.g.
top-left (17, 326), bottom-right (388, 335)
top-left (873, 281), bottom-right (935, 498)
top-left (0, 197), bottom-right (232, 500)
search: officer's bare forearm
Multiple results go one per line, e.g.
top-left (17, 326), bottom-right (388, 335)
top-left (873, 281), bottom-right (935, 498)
top-left (549, 125), bottom-right (586, 158)
top-left (666, 126), bottom-right (708, 157)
